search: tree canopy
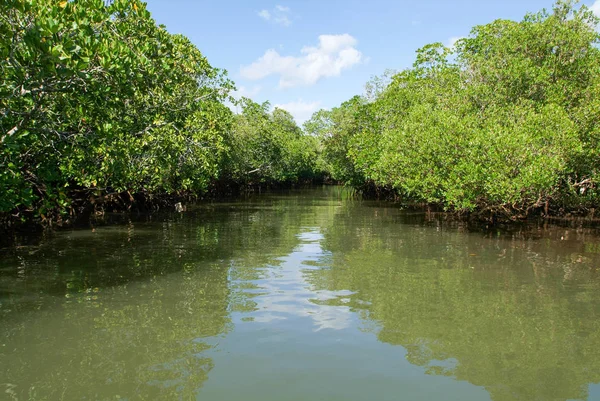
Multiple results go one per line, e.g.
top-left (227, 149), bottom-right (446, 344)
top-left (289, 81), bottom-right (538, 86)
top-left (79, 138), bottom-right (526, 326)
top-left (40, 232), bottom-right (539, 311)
top-left (306, 0), bottom-right (600, 219)
top-left (0, 0), bottom-right (322, 225)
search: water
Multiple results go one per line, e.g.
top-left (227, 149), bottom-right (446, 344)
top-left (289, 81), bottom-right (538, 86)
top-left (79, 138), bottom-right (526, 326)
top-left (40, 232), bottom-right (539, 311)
top-left (1, 186), bottom-right (600, 401)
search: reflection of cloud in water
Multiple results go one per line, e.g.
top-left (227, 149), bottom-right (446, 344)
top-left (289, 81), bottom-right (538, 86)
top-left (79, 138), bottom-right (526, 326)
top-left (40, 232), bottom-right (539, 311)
top-left (236, 229), bottom-right (354, 332)
top-left (308, 304), bottom-right (353, 331)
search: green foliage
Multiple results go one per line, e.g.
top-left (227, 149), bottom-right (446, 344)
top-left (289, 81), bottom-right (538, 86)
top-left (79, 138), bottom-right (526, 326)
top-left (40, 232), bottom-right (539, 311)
top-left (312, 0), bottom-right (600, 217)
top-left (0, 0), bottom-right (321, 223)
top-left (225, 98), bottom-right (322, 184)
top-left (303, 96), bottom-right (369, 186)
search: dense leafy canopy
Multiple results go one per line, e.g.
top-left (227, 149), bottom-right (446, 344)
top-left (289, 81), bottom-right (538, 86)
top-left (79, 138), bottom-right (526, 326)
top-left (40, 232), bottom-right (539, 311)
top-left (224, 98), bottom-right (321, 185)
top-left (307, 0), bottom-right (600, 218)
top-left (0, 0), bottom-right (321, 224)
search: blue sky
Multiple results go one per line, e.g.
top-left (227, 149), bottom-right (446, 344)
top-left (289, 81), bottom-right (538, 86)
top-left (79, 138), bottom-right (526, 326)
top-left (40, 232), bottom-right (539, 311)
top-left (144, 0), bottom-right (600, 124)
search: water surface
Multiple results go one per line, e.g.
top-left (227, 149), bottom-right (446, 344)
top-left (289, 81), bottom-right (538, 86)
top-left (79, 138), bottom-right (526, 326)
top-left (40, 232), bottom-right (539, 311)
top-left (2, 187), bottom-right (600, 401)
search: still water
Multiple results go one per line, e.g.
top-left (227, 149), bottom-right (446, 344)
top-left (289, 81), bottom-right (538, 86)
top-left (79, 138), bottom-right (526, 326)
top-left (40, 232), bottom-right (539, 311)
top-left (1, 186), bottom-right (600, 401)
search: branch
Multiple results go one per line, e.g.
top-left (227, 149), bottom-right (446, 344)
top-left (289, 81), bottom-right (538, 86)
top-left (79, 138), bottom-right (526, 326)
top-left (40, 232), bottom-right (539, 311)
top-left (1, 125), bottom-right (19, 145)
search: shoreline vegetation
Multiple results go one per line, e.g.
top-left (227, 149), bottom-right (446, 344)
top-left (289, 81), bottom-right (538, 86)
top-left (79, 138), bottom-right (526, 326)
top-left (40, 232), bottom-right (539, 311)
top-left (2, 0), bottom-right (600, 232)
top-left (307, 0), bottom-right (600, 222)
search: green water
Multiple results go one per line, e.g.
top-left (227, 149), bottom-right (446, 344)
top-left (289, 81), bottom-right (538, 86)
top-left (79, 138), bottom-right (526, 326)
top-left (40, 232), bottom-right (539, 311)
top-left (2, 187), bottom-right (600, 401)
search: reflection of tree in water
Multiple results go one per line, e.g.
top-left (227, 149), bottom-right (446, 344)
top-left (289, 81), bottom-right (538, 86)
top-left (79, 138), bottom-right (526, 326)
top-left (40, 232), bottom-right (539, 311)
top-left (308, 203), bottom-right (600, 401)
top-left (1, 261), bottom-right (231, 400)
top-left (9, 187), bottom-right (599, 400)
top-left (0, 189), bottom-right (338, 400)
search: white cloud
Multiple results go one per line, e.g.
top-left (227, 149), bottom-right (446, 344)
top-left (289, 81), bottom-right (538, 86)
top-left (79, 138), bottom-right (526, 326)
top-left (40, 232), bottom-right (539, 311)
top-left (274, 15), bottom-right (292, 27)
top-left (258, 9), bottom-right (271, 20)
top-left (446, 36), bottom-right (465, 49)
top-left (591, 0), bottom-right (600, 17)
top-left (258, 5), bottom-right (293, 26)
top-left (274, 99), bottom-right (321, 124)
top-left (233, 85), bottom-right (262, 99)
top-left (240, 34), bottom-right (364, 88)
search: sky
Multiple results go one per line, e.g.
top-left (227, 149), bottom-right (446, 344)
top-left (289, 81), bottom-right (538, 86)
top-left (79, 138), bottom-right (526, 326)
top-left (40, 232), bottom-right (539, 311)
top-left (144, 0), bottom-right (600, 125)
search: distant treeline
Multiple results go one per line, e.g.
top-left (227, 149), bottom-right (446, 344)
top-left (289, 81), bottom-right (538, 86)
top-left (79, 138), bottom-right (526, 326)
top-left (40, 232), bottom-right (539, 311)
top-left (0, 0), bottom-right (322, 226)
top-left (305, 0), bottom-right (600, 220)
